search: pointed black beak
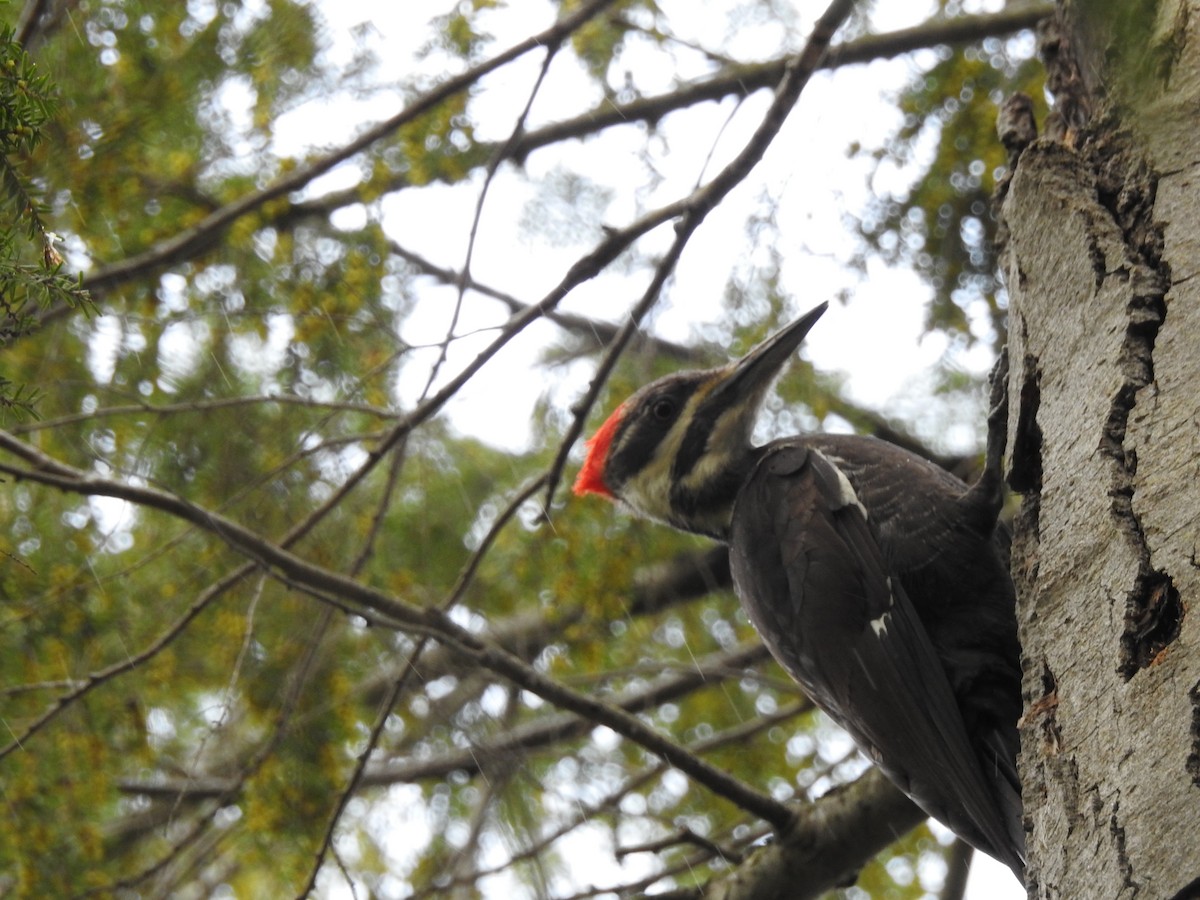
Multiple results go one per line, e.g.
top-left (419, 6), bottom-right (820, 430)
top-left (707, 301), bottom-right (828, 407)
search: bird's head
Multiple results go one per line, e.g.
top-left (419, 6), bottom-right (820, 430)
top-left (574, 301), bottom-right (827, 539)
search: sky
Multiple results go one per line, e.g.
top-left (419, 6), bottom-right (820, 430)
top-left (282, 1), bottom-right (1028, 896)
top-left (281, 0), bottom-right (1013, 456)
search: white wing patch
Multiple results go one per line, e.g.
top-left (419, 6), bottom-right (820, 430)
top-left (811, 449), bottom-right (869, 519)
top-left (870, 611), bottom-right (890, 636)
top-left (871, 577), bottom-right (897, 635)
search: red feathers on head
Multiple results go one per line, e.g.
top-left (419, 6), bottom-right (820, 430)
top-left (573, 405), bottom-right (625, 499)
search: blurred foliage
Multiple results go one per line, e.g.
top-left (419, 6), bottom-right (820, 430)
top-left (0, 24), bottom-right (90, 418)
top-left (0, 0), bottom-right (1041, 897)
top-left (852, 22), bottom-right (1046, 349)
top-left (568, 0), bottom-right (662, 83)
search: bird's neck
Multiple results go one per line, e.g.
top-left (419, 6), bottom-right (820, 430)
top-left (665, 444), bottom-right (763, 541)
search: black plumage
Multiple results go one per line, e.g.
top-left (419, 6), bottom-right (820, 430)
top-left (575, 302), bottom-right (1025, 877)
top-left (731, 437), bottom-right (1023, 873)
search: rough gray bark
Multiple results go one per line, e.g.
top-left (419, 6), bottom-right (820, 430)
top-left (999, 1), bottom-right (1200, 896)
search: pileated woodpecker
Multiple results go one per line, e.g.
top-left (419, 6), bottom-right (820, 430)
top-left (574, 302), bottom-right (1025, 877)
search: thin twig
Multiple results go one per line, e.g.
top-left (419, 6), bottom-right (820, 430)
top-left (0, 563), bottom-right (252, 760)
top-left (414, 700), bottom-right (808, 897)
top-left (84, 591), bottom-right (332, 897)
top-left (419, 34), bottom-right (563, 402)
top-left (501, 5), bottom-right (1052, 161)
top-left (541, 0), bottom-right (858, 508)
top-left (73, 0), bottom-right (624, 299)
top-left (8, 393), bottom-right (395, 434)
top-left (0, 429), bottom-right (794, 829)
top-left (0, 399), bottom-right (394, 759)
top-left (359, 642), bottom-right (770, 788)
top-left (391, 241), bottom-right (704, 363)
top-left (296, 444), bottom-right (411, 899)
top-left (297, 472), bottom-right (548, 896)
top-left (234, 5), bottom-right (1052, 246)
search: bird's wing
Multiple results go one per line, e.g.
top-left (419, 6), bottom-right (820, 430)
top-left (729, 443), bottom-right (1023, 871)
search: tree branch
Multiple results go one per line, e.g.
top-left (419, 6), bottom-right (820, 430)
top-left (271, 5), bottom-right (1052, 237)
top-left (116, 641), bottom-right (775, 797)
top-left (1, 0), bottom-right (863, 839)
top-left (6, 393), bottom-right (396, 435)
top-left (43, 4), bottom-right (1050, 318)
top-left (76, 0), bottom-right (623, 296)
top-left (542, 0), bottom-right (858, 507)
top-left (391, 240), bottom-right (705, 363)
top-left (513, 5), bottom-right (1052, 163)
top-left (667, 768), bottom-right (925, 900)
top-left (368, 642), bottom-right (772, 787)
top-left (0, 429), bottom-right (794, 829)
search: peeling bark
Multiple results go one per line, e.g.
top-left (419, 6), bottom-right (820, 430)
top-left (1000, 1), bottom-right (1200, 895)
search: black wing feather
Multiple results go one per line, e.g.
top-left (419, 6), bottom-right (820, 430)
top-left (730, 444), bottom-right (1024, 873)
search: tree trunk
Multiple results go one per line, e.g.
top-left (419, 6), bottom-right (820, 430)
top-left (999, 1), bottom-right (1200, 896)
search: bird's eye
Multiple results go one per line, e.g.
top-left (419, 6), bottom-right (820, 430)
top-left (650, 397), bottom-right (676, 422)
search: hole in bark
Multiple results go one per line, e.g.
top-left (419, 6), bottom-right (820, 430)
top-left (1040, 662), bottom-right (1057, 697)
top-left (1008, 357), bottom-right (1042, 493)
top-left (1119, 572), bottom-right (1183, 679)
top-left (1187, 681), bottom-right (1200, 789)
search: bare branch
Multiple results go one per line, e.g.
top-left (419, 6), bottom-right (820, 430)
top-left (391, 241), bottom-right (705, 363)
top-left (7, 393), bottom-right (396, 435)
top-left (666, 768), bottom-right (925, 900)
top-left (541, 0), bottom-right (857, 507)
top-left (0, 562), bottom-right (242, 760)
top-left (27, 3), bottom-right (1048, 329)
top-left (273, 5), bottom-right (1052, 234)
top-left (298, 471), bottom-right (548, 897)
top-left (418, 32), bottom-right (564, 403)
top-left (940, 839), bottom-right (975, 900)
top-left (424, 699), bottom-right (809, 897)
top-left (513, 5), bottom-right (1052, 159)
top-left (89, 591), bottom-right (332, 897)
top-left (117, 640), bottom-right (775, 801)
top-left (0, 429), bottom-right (794, 829)
top-left (75, 0), bottom-right (623, 297)
top-left (363, 642), bottom-right (772, 787)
